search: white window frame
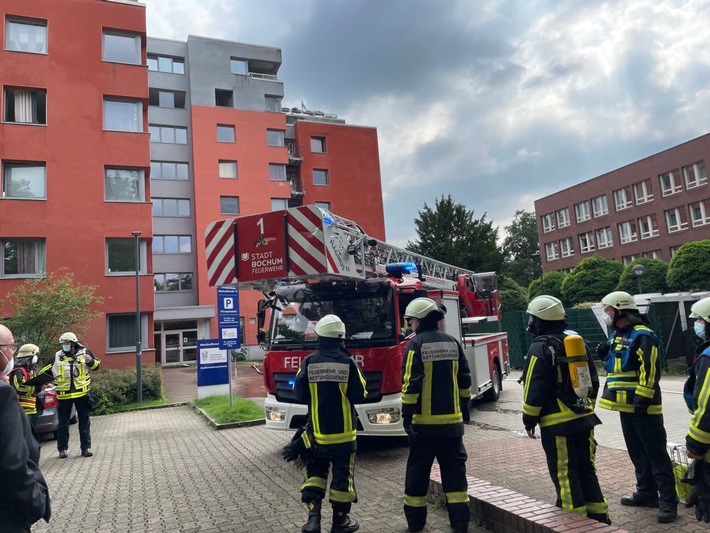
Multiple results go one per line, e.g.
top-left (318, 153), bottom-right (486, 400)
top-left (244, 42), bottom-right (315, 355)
top-left (556, 208), bottom-right (570, 228)
top-left (643, 250), bottom-right (660, 260)
top-left (574, 201), bottom-right (591, 223)
top-left (659, 171), bottom-right (681, 196)
top-left (6, 18), bottom-right (47, 54)
top-left (0, 238), bottom-right (45, 277)
top-left (596, 227), bottom-right (613, 249)
top-left (683, 162), bottom-right (708, 189)
top-left (633, 180), bottom-right (653, 204)
top-left (689, 201), bottom-right (709, 227)
top-left (105, 167), bottom-right (144, 202)
top-left (2, 162), bottom-right (46, 199)
top-left (637, 215), bottom-right (658, 239)
top-left (578, 232), bottom-right (595, 254)
top-left (618, 222), bottom-right (637, 244)
top-left (106, 238), bottom-right (147, 275)
top-left (103, 98), bottom-right (142, 132)
top-left (613, 188), bottom-right (632, 211)
top-left (560, 237), bottom-right (574, 258)
top-left (541, 214), bottom-right (556, 233)
top-left (591, 195), bottom-right (608, 217)
top-left (102, 31), bottom-right (141, 65)
top-left (545, 242), bottom-right (559, 261)
top-left (665, 208), bottom-right (687, 233)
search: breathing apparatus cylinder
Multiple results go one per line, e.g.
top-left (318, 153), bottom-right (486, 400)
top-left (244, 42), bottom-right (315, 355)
top-left (564, 334), bottom-right (592, 399)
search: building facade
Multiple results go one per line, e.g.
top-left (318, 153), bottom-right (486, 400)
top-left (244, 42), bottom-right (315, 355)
top-left (0, 1), bottom-right (385, 368)
top-left (535, 133), bottom-right (710, 273)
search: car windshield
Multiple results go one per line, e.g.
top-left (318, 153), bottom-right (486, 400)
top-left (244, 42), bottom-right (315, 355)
top-left (269, 280), bottom-right (395, 347)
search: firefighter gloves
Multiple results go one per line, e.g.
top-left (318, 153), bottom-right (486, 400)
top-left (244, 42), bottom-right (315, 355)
top-left (595, 342), bottom-right (609, 361)
top-left (683, 459), bottom-right (710, 522)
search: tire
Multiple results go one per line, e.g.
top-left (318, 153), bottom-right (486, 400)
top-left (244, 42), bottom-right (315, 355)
top-left (483, 363), bottom-right (502, 402)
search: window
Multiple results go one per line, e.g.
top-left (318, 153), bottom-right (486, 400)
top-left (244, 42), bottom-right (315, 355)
top-left (149, 125), bottom-right (188, 144)
top-left (665, 208), bottom-right (687, 233)
top-left (107, 313), bottom-right (146, 351)
top-left (217, 124), bottom-right (235, 143)
top-left (618, 221), bottom-right (637, 244)
top-left (230, 58), bottom-right (247, 75)
top-left (315, 201), bottom-right (331, 211)
top-left (613, 188), bottom-right (631, 210)
top-left (313, 169), bottom-right (329, 186)
top-left (104, 98), bottom-right (142, 132)
top-left (152, 198), bottom-right (190, 217)
top-left (105, 168), bottom-right (144, 202)
top-left (311, 137), bottom-right (326, 153)
top-left (218, 161), bottom-right (237, 179)
top-left (265, 95), bottom-right (281, 112)
top-left (659, 171), bottom-right (681, 196)
top-left (147, 54), bottom-right (184, 74)
top-left (153, 235), bottom-right (192, 254)
top-left (149, 89), bottom-right (186, 109)
top-left (220, 196), bottom-right (239, 215)
top-left (151, 161), bottom-right (188, 180)
top-left (690, 201), bottom-right (710, 227)
top-left (683, 161), bottom-right (708, 189)
top-left (545, 242), bottom-right (559, 261)
top-left (541, 214), bottom-right (555, 233)
top-left (591, 195), bottom-right (608, 217)
top-left (1, 239), bottom-right (45, 277)
top-left (2, 162), bottom-right (45, 198)
top-left (555, 208), bottom-right (570, 228)
top-left (6, 18), bottom-right (47, 54)
top-left (643, 250), bottom-right (660, 260)
top-left (579, 232), bottom-right (595, 254)
top-left (269, 164), bottom-right (286, 181)
top-left (267, 130), bottom-right (284, 147)
top-left (637, 215), bottom-right (658, 239)
top-left (633, 180), bottom-right (653, 204)
top-left (622, 255), bottom-right (638, 266)
top-left (271, 198), bottom-right (288, 211)
top-left (559, 237), bottom-right (574, 258)
top-left (4, 87), bottom-right (46, 124)
top-left (215, 89), bottom-right (233, 107)
top-left (596, 227), bottom-right (613, 249)
top-left (670, 246), bottom-right (679, 257)
top-left (102, 31), bottom-right (140, 64)
top-left (106, 238), bottom-right (146, 274)
top-left (574, 201), bottom-right (591, 222)
top-left (154, 273), bottom-right (193, 292)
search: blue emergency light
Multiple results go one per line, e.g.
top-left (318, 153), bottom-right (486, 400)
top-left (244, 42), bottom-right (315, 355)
top-left (385, 262), bottom-right (418, 277)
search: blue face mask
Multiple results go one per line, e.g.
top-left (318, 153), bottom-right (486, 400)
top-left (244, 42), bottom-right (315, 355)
top-left (695, 321), bottom-right (707, 341)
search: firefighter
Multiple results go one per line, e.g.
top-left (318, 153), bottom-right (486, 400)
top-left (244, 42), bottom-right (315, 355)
top-left (596, 291), bottom-right (677, 523)
top-left (294, 314), bottom-right (368, 533)
top-left (521, 295), bottom-right (610, 524)
top-left (40, 332), bottom-right (101, 459)
top-left (9, 343), bottom-right (43, 428)
top-left (401, 297), bottom-right (472, 533)
top-left (684, 296), bottom-right (710, 521)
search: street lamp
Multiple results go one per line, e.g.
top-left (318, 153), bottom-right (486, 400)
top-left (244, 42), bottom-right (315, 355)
top-left (132, 230), bottom-right (142, 403)
top-left (632, 263), bottom-right (646, 295)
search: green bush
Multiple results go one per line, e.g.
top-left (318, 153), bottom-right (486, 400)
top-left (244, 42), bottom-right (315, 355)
top-left (91, 365), bottom-right (163, 415)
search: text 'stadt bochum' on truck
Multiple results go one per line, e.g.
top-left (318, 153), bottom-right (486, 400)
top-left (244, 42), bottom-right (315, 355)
top-left (205, 204), bottom-right (510, 436)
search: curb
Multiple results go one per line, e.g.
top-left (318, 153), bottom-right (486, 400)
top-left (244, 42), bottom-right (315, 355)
top-left (191, 404), bottom-right (266, 430)
top-left (429, 466), bottom-right (627, 533)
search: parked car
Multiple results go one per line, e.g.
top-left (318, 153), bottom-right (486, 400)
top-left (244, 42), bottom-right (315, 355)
top-left (35, 385), bottom-right (76, 439)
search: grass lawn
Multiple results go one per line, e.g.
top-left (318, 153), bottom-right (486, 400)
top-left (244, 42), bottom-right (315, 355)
top-left (193, 395), bottom-right (264, 424)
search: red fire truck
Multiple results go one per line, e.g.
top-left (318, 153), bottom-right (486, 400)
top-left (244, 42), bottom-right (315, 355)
top-left (205, 205), bottom-right (509, 435)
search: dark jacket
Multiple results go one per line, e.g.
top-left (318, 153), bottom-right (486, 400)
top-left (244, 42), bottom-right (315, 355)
top-left (0, 381), bottom-right (51, 530)
top-left (686, 340), bottom-right (710, 460)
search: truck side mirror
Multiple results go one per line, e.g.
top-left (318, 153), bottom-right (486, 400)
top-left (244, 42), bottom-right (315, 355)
top-left (257, 330), bottom-right (266, 345)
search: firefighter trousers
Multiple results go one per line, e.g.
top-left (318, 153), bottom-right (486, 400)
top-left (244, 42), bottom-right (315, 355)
top-left (57, 394), bottom-right (91, 452)
top-left (300, 446), bottom-right (357, 512)
top-left (404, 436), bottom-right (470, 531)
top-left (540, 429), bottom-right (608, 521)
top-left (619, 412), bottom-right (676, 506)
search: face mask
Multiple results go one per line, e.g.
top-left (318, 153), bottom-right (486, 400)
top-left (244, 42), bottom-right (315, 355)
top-left (695, 321), bottom-right (707, 341)
top-left (61, 343), bottom-right (71, 352)
top-left (602, 313), bottom-right (614, 326)
top-left (31, 355), bottom-right (38, 365)
top-left (1, 357), bottom-right (14, 378)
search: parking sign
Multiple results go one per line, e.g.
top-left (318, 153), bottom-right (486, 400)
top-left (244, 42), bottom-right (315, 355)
top-left (217, 286), bottom-right (240, 350)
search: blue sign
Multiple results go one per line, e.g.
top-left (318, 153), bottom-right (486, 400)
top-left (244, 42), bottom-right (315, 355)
top-left (217, 286), bottom-right (241, 350)
top-left (196, 339), bottom-right (229, 386)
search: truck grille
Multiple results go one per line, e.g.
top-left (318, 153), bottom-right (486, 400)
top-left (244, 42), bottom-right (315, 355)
top-left (273, 371), bottom-right (383, 404)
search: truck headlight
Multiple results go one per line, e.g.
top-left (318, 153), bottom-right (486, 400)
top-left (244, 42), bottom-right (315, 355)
top-left (265, 406), bottom-right (286, 422)
top-left (366, 407), bottom-right (400, 424)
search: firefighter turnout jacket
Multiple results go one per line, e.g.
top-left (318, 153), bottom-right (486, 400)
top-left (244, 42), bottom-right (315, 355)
top-left (522, 333), bottom-right (601, 436)
top-left (598, 325), bottom-right (663, 414)
top-left (294, 340), bottom-right (368, 446)
top-left (687, 340), bottom-right (710, 463)
top-left (9, 364), bottom-right (40, 415)
top-left (40, 347), bottom-right (101, 400)
top-left (401, 327), bottom-right (472, 438)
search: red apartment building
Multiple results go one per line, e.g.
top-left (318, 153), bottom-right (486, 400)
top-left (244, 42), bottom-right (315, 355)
top-left (535, 133), bottom-right (710, 273)
top-left (1, 2), bottom-right (385, 368)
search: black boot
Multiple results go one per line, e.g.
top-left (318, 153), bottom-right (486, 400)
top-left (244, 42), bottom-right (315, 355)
top-left (302, 501), bottom-right (321, 533)
top-left (331, 509), bottom-right (359, 533)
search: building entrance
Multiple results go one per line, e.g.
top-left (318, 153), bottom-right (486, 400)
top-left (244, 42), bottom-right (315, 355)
top-left (154, 320), bottom-right (198, 364)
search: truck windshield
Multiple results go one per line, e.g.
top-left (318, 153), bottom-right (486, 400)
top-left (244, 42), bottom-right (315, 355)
top-left (270, 281), bottom-right (395, 348)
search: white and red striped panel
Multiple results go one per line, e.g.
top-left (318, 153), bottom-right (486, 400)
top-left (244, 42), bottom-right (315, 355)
top-left (205, 218), bottom-right (237, 287)
top-left (286, 205), bottom-right (328, 276)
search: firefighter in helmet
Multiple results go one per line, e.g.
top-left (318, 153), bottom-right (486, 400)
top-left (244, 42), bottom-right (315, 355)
top-left (521, 295), bottom-right (609, 524)
top-left (9, 343), bottom-right (43, 428)
top-left (401, 297), bottom-right (472, 533)
top-left (39, 332), bottom-right (101, 459)
top-left (596, 291), bottom-right (677, 523)
top-left (293, 314), bottom-right (368, 533)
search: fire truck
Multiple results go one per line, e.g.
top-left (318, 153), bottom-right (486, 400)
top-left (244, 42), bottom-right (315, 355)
top-left (205, 204), bottom-right (509, 436)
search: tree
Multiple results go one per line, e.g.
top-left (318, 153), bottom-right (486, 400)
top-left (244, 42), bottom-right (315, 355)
top-left (616, 258), bottom-right (668, 294)
top-left (407, 195), bottom-right (503, 273)
top-left (502, 210), bottom-right (540, 288)
top-left (0, 269), bottom-right (103, 363)
top-left (528, 271), bottom-right (567, 303)
top-left (499, 275), bottom-right (528, 312)
top-left (561, 256), bottom-right (624, 305)
top-left (666, 240), bottom-right (710, 291)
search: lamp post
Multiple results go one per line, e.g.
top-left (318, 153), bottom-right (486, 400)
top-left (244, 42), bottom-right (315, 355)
top-left (132, 230), bottom-right (142, 403)
top-left (632, 263), bottom-right (646, 295)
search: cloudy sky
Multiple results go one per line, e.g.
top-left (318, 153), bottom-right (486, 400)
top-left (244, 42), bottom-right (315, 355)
top-left (147, 0), bottom-right (710, 246)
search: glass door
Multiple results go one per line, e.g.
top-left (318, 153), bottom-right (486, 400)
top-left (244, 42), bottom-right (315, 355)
top-left (164, 333), bottom-right (182, 364)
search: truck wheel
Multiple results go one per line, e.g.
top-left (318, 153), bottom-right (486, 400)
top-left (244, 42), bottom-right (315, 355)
top-left (483, 364), bottom-right (501, 402)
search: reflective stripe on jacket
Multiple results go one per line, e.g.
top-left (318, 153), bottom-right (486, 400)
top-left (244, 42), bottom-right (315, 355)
top-left (40, 348), bottom-right (100, 400)
top-left (9, 366), bottom-right (38, 414)
top-left (687, 342), bottom-right (710, 461)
